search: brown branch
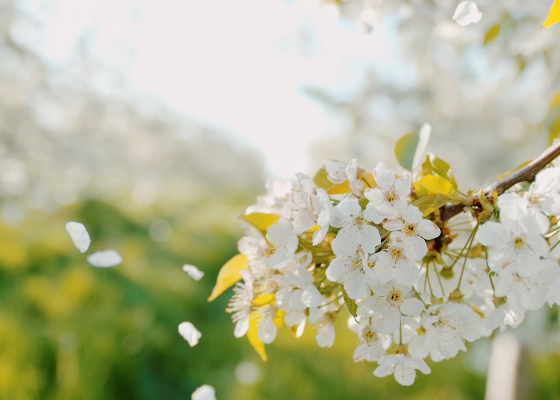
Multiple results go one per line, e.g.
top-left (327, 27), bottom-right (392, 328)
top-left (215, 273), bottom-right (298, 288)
top-left (440, 141), bottom-right (560, 223)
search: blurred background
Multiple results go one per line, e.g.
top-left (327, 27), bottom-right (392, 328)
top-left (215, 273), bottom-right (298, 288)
top-left (2, 0), bottom-right (560, 398)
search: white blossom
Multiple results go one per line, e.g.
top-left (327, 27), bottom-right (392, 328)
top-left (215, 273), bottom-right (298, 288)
top-left (421, 303), bottom-right (481, 359)
top-left (373, 239), bottom-right (420, 286)
top-left (477, 215), bottom-right (548, 276)
top-left (331, 198), bottom-right (383, 253)
top-left (324, 158), bottom-right (364, 197)
top-left (384, 205), bottom-right (441, 260)
top-left (373, 354), bottom-right (431, 386)
top-left (497, 167), bottom-right (560, 232)
top-left (311, 308), bottom-right (337, 348)
top-left (265, 217), bottom-right (298, 269)
top-left (227, 270), bottom-right (254, 338)
top-left (255, 305), bottom-right (277, 344)
top-left (365, 163), bottom-right (411, 218)
top-left (357, 282), bottom-right (424, 334)
top-left (353, 324), bottom-right (389, 362)
top-left (327, 242), bottom-right (376, 299)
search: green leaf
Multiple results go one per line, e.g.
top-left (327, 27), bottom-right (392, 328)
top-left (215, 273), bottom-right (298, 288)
top-left (313, 168), bottom-right (332, 190)
top-left (341, 287), bottom-right (357, 318)
top-left (543, 0), bottom-right (560, 30)
top-left (484, 24), bottom-right (500, 45)
top-left (421, 154), bottom-right (457, 189)
top-left (412, 194), bottom-right (453, 216)
top-left (414, 175), bottom-right (456, 198)
top-left (394, 124), bottom-right (431, 171)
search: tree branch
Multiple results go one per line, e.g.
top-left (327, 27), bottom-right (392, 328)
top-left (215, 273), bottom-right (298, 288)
top-left (440, 141), bottom-right (560, 223)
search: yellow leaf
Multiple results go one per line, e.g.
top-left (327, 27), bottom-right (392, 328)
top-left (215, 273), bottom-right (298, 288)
top-left (497, 160), bottom-right (531, 180)
top-left (414, 176), bottom-right (456, 198)
top-left (361, 173), bottom-right (376, 189)
top-left (327, 181), bottom-right (351, 195)
top-left (412, 194), bottom-right (452, 216)
top-left (483, 24), bottom-right (500, 45)
top-left (313, 168), bottom-right (332, 190)
top-left (247, 314), bottom-right (268, 361)
top-left (240, 213), bottom-right (279, 233)
top-left (246, 309), bottom-right (284, 362)
top-left (543, 0), bottom-right (560, 29)
top-left (326, 173), bottom-right (375, 195)
top-left (207, 254), bottom-right (248, 302)
top-left (253, 294), bottom-right (275, 306)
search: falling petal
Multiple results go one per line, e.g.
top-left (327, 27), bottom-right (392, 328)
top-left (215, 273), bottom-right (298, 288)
top-left (179, 322), bottom-right (202, 347)
top-left (452, 1), bottom-right (482, 26)
top-left (65, 222), bottom-right (91, 253)
top-left (183, 264), bottom-right (204, 281)
top-left (87, 250), bottom-right (123, 268)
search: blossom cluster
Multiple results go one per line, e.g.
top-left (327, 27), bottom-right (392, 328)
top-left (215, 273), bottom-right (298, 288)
top-left (211, 146), bottom-right (560, 386)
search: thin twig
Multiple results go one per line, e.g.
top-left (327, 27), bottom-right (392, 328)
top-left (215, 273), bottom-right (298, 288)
top-left (440, 141), bottom-right (560, 223)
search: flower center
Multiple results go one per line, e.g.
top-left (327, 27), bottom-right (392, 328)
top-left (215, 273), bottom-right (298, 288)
top-left (404, 223), bottom-right (417, 235)
top-left (363, 328), bottom-right (379, 344)
top-left (514, 238), bottom-right (524, 249)
top-left (387, 290), bottom-right (402, 306)
top-left (390, 247), bottom-right (404, 259)
top-left (385, 188), bottom-right (397, 203)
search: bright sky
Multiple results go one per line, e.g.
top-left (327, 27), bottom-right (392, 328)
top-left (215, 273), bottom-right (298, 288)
top-left (24, 0), bottom-right (399, 177)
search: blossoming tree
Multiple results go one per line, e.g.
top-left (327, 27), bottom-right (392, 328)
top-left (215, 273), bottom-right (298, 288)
top-left (208, 126), bottom-right (560, 385)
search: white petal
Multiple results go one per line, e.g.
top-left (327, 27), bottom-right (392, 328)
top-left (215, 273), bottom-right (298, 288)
top-left (476, 222), bottom-right (508, 247)
top-left (324, 159), bottom-right (348, 184)
top-left (316, 324), bottom-right (335, 347)
top-left (183, 265), bottom-right (204, 281)
top-left (326, 257), bottom-right (350, 283)
top-left (373, 364), bottom-right (394, 378)
top-left (234, 317), bottom-right (249, 338)
top-left (87, 250), bottom-right (122, 268)
top-left (364, 203), bottom-right (384, 224)
top-left (535, 167), bottom-right (560, 193)
top-left (394, 362), bottom-right (416, 386)
top-left (192, 384), bottom-right (216, 400)
top-left (497, 193), bottom-right (528, 220)
top-left (395, 258), bottom-right (419, 286)
top-left (412, 124), bottom-right (431, 170)
top-left (258, 321), bottom-right (277, 344)
top-left (179, 322), bottom-right (201, 347)
top-left (65, 222), bottom-right (91, 253)
top-left (402, 206), bottom-right (423, 224)
top-left (266, 218), bottom-right (293, 247)
top-left (403, 235), bottom-right (428, 261)
top-left (285, 310), bottom-right (305, 326)
top-left (346, 158), bottom-right (359, 180)
top-left (360, 225), bottom-right (382, 253)
top-left (344, 268), bottom-right (368, 299)
top-left (394, 173), bottom-right (412, 198)
top-left (373, 162), bottom-right (395, 190)
top-left (302, 284), bottom-right (323, 307)
top-left (416, 220), bottom-right (441, 240)
top-left (452, 1), bottom-right (482, 26)
top-left (337, 198), bottom-right (361, 216)
top-left (400, 298), bottom-right (424, 316)
top-left (383, 219), bottom-right (404, 232)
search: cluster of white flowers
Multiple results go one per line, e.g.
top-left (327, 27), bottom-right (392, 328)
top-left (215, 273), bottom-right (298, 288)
top-left (221, 156), bottom-right (560, 386)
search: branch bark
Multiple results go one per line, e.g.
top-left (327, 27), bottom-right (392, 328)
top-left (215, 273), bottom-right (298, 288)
top-left (440, 141), bottom-right (560, 223)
